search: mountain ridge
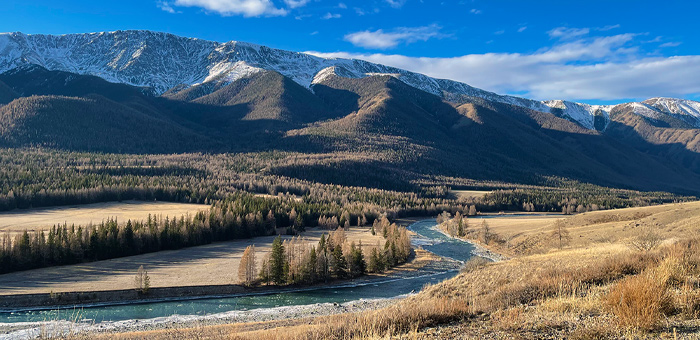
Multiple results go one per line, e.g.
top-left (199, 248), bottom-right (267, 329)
top-left (2, 30), bottom-right (699, 130)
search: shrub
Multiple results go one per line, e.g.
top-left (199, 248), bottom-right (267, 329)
top-left (461, 256), bottom-right (490, 273)
top-left (605, 273), bottom-right (673, 331)
top-left (627, 226), bottom-right (663, 252)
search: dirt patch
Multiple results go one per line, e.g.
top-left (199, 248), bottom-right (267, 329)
top-left (450, 190), bottom-right (491, 200)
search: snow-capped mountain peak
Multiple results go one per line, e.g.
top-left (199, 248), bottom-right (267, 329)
top-left (1, 30), bottom-right (699, 130)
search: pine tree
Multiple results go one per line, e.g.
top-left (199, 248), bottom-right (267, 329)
top-left (368, 247), bottom-right (381, 273)
top-left (349, 242), bottom-right (366, 277)
top-left (269, 236), bottom-right (286, 284)
top-left (330, 245), bottom-right (347, 279)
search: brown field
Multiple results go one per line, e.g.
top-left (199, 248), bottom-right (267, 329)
top-left (473, 201), bottom-right (700, 255)
top-left (0, 201), bottom-right (208, 235)
top-left (253, 193), bottom-right (303, 202)
top-left (0, 227), bottom-right (384, 295)
top-left (450, 190), bottom-right (491, 200)
top-left (88, 201), bottom-right (700, 339)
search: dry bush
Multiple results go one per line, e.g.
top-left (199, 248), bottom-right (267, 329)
top-left (461, 256), bottom-right (490, 273)
top-left (568, 325), bottom-right (616, 340)
top-left (491, 306), bottom-right (525, 331)
top-left (236, 297), bottom-right (470, 340)
top-left (626, 226), bottom-right (663, 252)
top-left (485, 251), bottom-right (660, 312)
top-left (605, 273), bottom-right (673, 331)
top-left (675, 283), bottom-right (700, 320)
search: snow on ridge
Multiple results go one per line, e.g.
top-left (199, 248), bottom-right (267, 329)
top-left (0, 31), bottom-right (698, 130)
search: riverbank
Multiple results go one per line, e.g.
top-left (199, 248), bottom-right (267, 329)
top-left (0, 247), bottom-right (461, 338)
top-left (431, 222), bottom-right (508, 262)
top-left (0, 296), bottom-right (404, 339)
top-left (0, 248), bottom-right (455, 312)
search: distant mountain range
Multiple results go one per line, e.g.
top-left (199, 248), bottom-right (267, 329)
top-left (1, 30), bottom-right (699, 194)
top-left (2, 30), bottom-right (699, 130)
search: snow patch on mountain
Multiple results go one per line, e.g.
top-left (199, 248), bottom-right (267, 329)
top-left (643, 97), bottom-right (700, 127)
top-left (629, 102), bottom-right (666, 120)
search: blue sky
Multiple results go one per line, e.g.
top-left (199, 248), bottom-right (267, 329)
top-left (2, 0), bottom-right (699, 104)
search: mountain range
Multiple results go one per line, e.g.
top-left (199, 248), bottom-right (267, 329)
top-left (0, 30), bottom-right (699, 194)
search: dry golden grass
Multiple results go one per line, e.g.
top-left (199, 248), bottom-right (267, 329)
top-left (605, 272), bottom-right (673, 331)
top-left (0, 201), bottom-right (207, 235)
top-left (470, 201), bottom-right (700, 256)
top-left (65, 202), bottom-right (700, 339)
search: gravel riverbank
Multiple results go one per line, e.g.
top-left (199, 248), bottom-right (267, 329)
top-left (0, 297), bottom-right (402, 340)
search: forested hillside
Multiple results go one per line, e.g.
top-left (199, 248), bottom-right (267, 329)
top-left (0, 64), bottom-right (699, 196)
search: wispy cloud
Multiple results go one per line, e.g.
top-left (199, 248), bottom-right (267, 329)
top-left (598, 24), bottom-right (621, 31)
top-left (322, 12), bottom-right (341, 19)
top-left (385, 0), bottom-right (406, 8)
top-left (283, 0), bottom-right (309, 9)
top-left (548, 27), bottom-right (590, 40)
top-left (171, 0), bottom-right (287, 17)
top-left (660, 41), bottom-right (682, 48)
top-left (518, 26), bottom-right (527, 33)
top-left (157, 1), bottom-right (179, 13)
top-left (470, 8), bottom-right (481, 14)
top-left (309, 33), bottom-right (699, 101)
top-left (344, 25), bottom-right (443, 49)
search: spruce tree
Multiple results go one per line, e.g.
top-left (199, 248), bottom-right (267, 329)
top-left (269, 236), bottom-right (286, 284)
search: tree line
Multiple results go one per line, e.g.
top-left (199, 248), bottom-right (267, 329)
top-left (239, 217), bottom-right (411, 286)
top-left (0, 192), bottom-right (409, 274)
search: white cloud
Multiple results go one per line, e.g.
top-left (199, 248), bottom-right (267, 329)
top-left (338, 2), bottom-right (347, 9)
top-left (172, 0), bottom-right (287, 17)
top-left (308, 34), bottom-right (700, 101)
top-left (344, 25), bottom-right (443, 49)
top-left (470, 8), bottom-right (481, 14)
top-left (598, 24), bottom-right (621, 31)
top-left (322, 12), bottom-right (341, 19)
top-left (158, 1), bottom-right (178, 13)
top-left (385, 0), bottom-right (406, 8)
top-left (548, 27), bottom-right (590, 40)
top-left (283, 0), bottom-right (309, 8)
top-left (517, 26), bottom-right (527, 33)
top-left (660, 42), bottom-right (682, 48)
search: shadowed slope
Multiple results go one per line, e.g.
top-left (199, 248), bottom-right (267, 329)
top-left (0, 95), bottom-right (215, 153)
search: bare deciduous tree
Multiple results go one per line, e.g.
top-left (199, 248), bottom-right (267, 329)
top-left (627, 226), bottom-right (662, 252)
top-left (134, 265), bottom-right (150, 294)
top-left (550, 219), bottom-right (571, 249)
top-left (238, 245), bottom-right (257, 286)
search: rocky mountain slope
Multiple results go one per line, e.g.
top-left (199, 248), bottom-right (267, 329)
top-left (2, 30), bottom-right (698, 131)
